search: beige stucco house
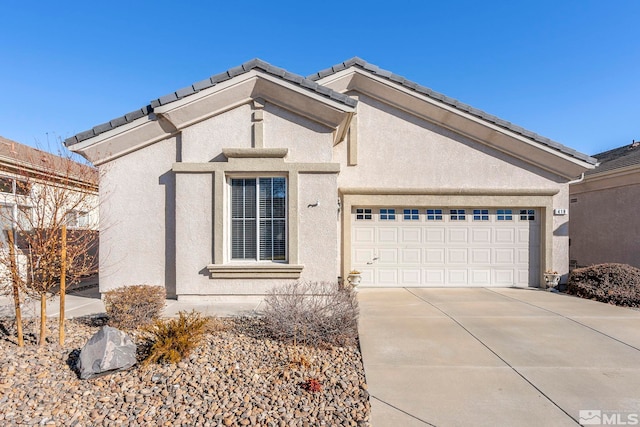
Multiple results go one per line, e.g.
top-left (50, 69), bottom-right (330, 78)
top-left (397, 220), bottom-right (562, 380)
top-left (569, 141), bottom-right (640, 268)
top-left (65, 58), bottom-right (596, 300)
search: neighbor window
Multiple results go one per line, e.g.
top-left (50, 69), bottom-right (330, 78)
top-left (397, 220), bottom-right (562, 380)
top-left (473, 209), bottom-right (489, 221)
top-left (519, 209), bottom-right (535, 221)
top-left (380, 208), bottom-right (396, 220)
top-left (0, 176), bottom-right (30, 196)
top-left (497, 209), bottom-right (513, 221)
top-left (356, 208), bottom-right (372, 220)
top-left (65, 210), bottom-right (89, 228)
top-left (231, 177), bottom-right (287, 261)
top-left (403, 209), bottom-right (419, 220)
top-left (426, 209), bottom-right (443, 221)
top-left (450, 209), bottom-right (466, 221)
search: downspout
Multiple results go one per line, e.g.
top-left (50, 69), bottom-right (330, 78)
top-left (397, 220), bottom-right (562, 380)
top-left (567, 172), bottom-right (585, 185)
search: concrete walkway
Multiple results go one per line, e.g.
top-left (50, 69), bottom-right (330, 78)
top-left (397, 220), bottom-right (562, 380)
top-left (0, 285), bottom-right (264, 319)
top-left (357, 287), bottom-right (640, 427)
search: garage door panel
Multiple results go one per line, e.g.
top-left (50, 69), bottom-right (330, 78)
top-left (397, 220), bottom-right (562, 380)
top-left (471, 228), bottom-right (492, 244)
top-left (351, 207), bottom-right (539, 287)
top-left (495, 228), bottom-right (516, 244)
top-left (401, 269), bottom-right (422, 285)
top-left (401, 248), bottom-right (421, 264)
top-left (401, 228), bottom-right (422, 243)
top-left (354, 248), bottom-right (375, 264)
top-left (425, 248), bottom-right (445, 264)
top-left (494, 269), bottom-right (515, 285)
top-left (425, 228), bottom-right (445, 243)
top-left (377, 269), bottom-right (398, 285)
top-left (424, 269), bottom-right (445, 284)
top-left (447, 248), bottom-right (468, 264)
top-left (448, 269), bottom-right (468, 285)
top-left (354, 227), bottom-right (375, 243)
top-left (470, 248), bottom-right (491, 264)
top-left (447, 228), bottom-right (468, 243)
top-left (495, 248), bottom-right (515, 264)
top-left (378, 248), bottom-right (398, 264)
top-left (471, 269), bottom-right (491, 285)
top-left (378, 227), bottom-right (398, 243)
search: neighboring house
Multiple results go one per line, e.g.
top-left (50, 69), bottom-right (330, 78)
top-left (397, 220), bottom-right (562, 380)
top-left (569, 140), bottom-right (640, 269)
top-left (0, 135), bottom-right (99, 283)
top-left (65, 58), bottom-right (596, 300)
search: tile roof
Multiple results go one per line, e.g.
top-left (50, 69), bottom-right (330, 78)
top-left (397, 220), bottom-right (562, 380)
top-left (0, 135), bottom-right (97, 183)
top-left (587, 141), bottom-right (640, 175)
top-left (308, 57), bottom-right (597, 165)
top-left (64, 59), bottom-right (356, 147)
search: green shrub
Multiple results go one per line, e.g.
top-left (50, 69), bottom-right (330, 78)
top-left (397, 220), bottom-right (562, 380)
top-left (263, 281), bottom-right (359, 347)
top-left (104, 285), bottom-right (166, 330)
top-left (567, 263), bottom-right (640, 307)
top-left (143, 310), bottom-right (209, 365)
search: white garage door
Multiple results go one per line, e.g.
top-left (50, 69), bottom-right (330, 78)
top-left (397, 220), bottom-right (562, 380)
top-left (351, 207), bottom-right (540, 287)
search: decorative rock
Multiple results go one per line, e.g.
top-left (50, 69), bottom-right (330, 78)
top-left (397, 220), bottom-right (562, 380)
top-left (76, 326), bottom-right (136, 380)
top-left (0, 317), bottom-right (370, 426)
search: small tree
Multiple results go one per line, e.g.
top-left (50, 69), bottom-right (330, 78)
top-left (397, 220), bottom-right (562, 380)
top-left (0, 141), bottom-right (98, 345)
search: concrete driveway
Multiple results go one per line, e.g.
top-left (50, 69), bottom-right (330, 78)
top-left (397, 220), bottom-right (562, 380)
top-left (357, 288), bottom-right (640, 427)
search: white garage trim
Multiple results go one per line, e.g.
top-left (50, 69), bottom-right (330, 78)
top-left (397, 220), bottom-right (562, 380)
top-left (340, 190), bottom-right (555, 288)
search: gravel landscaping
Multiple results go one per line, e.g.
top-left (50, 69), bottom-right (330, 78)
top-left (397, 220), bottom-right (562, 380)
top-left (0, 317), bottom-right (370, 426)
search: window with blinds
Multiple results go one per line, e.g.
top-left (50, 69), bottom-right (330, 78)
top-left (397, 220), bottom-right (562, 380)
top-left (231, 177), bottom-right (287, 261)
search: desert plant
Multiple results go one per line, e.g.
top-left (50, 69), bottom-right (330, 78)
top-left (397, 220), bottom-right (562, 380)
top-left (104, 285), bottom-right (166, 330)
top-left (263, 281), bottom-right (359, 347)
top-left (567, 263), bottom-right (640, 307)
top-left (142, 310), bottom-right (209, 365)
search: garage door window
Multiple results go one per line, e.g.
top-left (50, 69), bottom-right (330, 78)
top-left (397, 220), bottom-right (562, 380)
top-left (356, 208), bottom-right (372, 220)
top-left (380, 208), bottom-right (396, 220)
top-left (403, 209), bottom-right (419, 220)
top-left (426, 209), bottom-right (443, 221)
top-left (519, 209), bottom-right (536, 221)
top-left (450, 209), bottom-right (466, 221)
top-left (497, 209), bottom-right (513, 221)
top-left (473, 209), bottom-right (489, 221)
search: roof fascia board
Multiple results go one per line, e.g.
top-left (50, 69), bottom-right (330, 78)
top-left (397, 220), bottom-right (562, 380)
top-left (571, 163), bottom-right (640, 194)
top-left (153, 70), bottom-right (354, 132)
top-left (69, 70), bottom-right (356, 165)
top-left (67, 117), bottom-right (174, 166)
top-left (319, 68), bottom-right (594, 179)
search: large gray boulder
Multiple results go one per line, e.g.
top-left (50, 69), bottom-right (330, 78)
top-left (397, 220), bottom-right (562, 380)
top-left (76, 325), bottom-right (137, 379)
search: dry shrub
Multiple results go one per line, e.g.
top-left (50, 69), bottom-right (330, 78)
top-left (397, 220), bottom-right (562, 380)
top-left (263, 281), bottom-right (359, 347)
top-left (567, 263), bottom-right (640, 307)
top-left (142, 310), bottom-right (209, 365)
top-left (104, 285), bottom-right (166, 330)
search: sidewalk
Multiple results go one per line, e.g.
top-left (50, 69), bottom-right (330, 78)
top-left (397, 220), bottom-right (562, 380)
top-left (0, 285), bottom-right (264, 319)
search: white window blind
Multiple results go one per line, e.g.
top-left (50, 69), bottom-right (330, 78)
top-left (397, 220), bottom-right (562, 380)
top-left (231, 177), bottom-right (286, 261)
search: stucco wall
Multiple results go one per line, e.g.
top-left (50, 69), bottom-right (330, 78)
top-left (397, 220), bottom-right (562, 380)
top-left (334, 94), bottom-right (571, 281)
top-left (569, 182), bottom-right (640, 268)
top-left (98, 135), bottom-right (177, 295)
top-left (101, 101), bottom-right (341, 299)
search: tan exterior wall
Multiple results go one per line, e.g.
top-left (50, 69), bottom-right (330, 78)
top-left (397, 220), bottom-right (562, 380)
top-left (98, 101), bottom-right (340, 298)
top-left (335, 94), bottom-right (570, 284)
top-left (98, 135), bottom-right (177, 295)
top-left (570, 178), bottom-right (640, 268)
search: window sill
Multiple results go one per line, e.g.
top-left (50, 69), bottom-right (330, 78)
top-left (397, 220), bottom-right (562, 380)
top-left (207, 264), bottom-right (304, 279)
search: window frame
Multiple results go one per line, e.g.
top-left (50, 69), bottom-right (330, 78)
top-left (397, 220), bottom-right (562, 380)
top-left (228, 175), bottom-right (288, 263)
top-left (356, 208), bottom-right (373, 221)
top-left (497, 209), bottom-right (513, 221)
top-left (473, 209), bottom-right (489, 221)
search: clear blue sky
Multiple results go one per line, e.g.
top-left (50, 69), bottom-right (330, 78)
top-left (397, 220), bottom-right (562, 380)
top-left (1, 0), bottom-right (638, 157)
